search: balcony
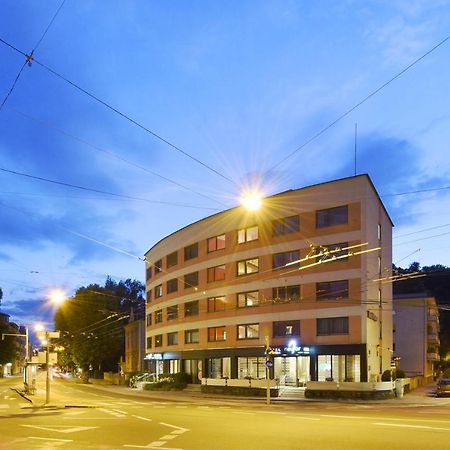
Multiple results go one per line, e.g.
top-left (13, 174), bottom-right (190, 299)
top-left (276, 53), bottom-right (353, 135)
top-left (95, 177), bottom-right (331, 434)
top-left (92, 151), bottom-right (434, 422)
top-left (427, 352), bottom-right (440, 361)
top-left (427, 333), bottom-right (440, 345)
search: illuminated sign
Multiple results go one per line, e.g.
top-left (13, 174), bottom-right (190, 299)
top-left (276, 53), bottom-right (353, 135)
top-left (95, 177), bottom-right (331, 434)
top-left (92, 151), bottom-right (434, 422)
top-left (266, 340), bottom-right (312, 357)
top-left (144, 353), bottom-right (163, 360)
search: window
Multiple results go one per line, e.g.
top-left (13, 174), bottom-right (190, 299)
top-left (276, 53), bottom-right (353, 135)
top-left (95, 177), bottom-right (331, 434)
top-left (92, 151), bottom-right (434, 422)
top-left (316, 205), bottom-right (348, 228)
top-left (316, 280), bottom-right (349, 300)
top-left (184, 243), bottom-right (198, 261)
top-left (272, 250), bottom-right (300, 269)
top-left (237, 323), bottom-right (259, 339)
top-left (167, 278), bottom-right (178, 294)
top-left (146, 290), bottom-right (152, 303)
top-left (207, 234), bottom-right (226, 252)
top-left (317, 317), bottom-right (349, 336)
top-left (238, 225), bottom-right (259, 244)
top-left (155, 259), bottom-right (162, 274)
top-left (167, 305), bottom-right (178, 320)
top-left (273, 320), bottom-right (300, 337)
top-left (208, 326), bottom-right (226, 341)
top-left (237, 258), bottom-right (259, 276)
top-left (146, 336), bottom-right (152, 349)
top-left (167, 332), bottom-right (178, 346)
top-left (155, 334), bottom-right (163, 347)
top-left (185, 300), bottom-right (199, 317)
top-left (155, 309), bottom-right (163, 324)
top-left (273, 215), bottom-right (300, 236)
top-left (185, 329), bottom-right (199, 344)
top-left (166, 251), bottom-right (178, 268)
top-left (184, 271), bottom-right (199, 289)
top-left (146, 265), bottom-right (152, 280)
top-left (238, 357), bottom-right (266, 379)
top-left (208, 296), bottom-right (226, 312)
top-left (146, 314), bottom-right (152, 327)
top-left (207, 264), bottom-right (226, 282)
top-left (237, 291), bottom-right (259, 308)
top-left (272, 285), bottom-right (300, 303)
top-left (155, 284), bottom-right (163, 299)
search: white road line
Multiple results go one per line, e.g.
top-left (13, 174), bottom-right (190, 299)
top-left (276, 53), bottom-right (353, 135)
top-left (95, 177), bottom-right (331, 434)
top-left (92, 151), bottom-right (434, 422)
top-left (28, 436), bottom-right (73, 442)
top-left (159, 422), bottom-right (189, 433)
top-left (132, 415), bottom-right (152, 422)
top-left (258, 411), bottom-right (287, 415)
top-left (320, 414), bottom-right (365, 419)
top-left (161, 435), bottom-right (177, 440)
top-left (286, 416), bottom-right (321, 420)
top-left (232, 411), bottom-right (255, 415)
top-left (373, 422), bottom-right (450, 431)
top-left (0, 404), bottom-right (9, 409)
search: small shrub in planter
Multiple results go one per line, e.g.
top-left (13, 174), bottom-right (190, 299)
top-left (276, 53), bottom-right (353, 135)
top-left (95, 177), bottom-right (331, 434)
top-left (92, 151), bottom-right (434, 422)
top-left (381, 369), bottom-right (406, 381)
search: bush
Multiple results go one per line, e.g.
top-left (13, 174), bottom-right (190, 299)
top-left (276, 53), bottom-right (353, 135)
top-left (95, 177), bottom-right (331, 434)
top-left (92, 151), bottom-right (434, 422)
top-left (142, 372), bottom-right (191, 391)
top-left (443, 368), bottom-right (450, 378)
top-left (381, 369), bottom-right (406, 381)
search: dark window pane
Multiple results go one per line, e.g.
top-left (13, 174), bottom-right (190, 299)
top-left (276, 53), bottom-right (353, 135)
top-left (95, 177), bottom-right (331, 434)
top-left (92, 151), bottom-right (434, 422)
top-left (184, 243), bottom-right (198, 261)
top-left (316, 280), bottom-right (349, 300)
top-left (316, 205), bottom-right (348, 228)
top-left (167, 278), bottom-right (178, 294)
top-left (184, 271), bottom-right (199, 288)
top-left (166, 251), bottom-right (178, 268)
top-left (185, 300), bottom-right (199, 317)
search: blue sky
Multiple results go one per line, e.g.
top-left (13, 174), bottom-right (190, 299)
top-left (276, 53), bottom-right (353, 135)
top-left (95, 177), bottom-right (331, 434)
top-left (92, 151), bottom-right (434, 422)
top-left (0, 0), bottom-right (449, 330)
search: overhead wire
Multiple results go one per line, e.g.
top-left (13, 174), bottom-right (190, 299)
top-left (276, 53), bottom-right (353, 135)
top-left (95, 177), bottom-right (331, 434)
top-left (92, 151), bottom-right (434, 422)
top-left (265, 34), bottom-right (450, 174)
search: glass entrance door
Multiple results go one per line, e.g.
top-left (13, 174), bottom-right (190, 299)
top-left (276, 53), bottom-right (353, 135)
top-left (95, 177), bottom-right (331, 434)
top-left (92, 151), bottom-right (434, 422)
top-left (274, 356), bottom-right (310, 386)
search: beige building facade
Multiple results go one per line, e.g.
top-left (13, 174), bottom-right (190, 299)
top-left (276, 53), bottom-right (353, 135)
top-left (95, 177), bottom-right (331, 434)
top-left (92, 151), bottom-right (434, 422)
top-left (144, 175), bottom-right (393, 384)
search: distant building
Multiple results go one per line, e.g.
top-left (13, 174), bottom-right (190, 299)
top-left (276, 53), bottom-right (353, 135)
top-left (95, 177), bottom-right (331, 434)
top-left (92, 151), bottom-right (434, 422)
top-left (0, 312), bottom-right (26, 376)
top-left (393, 293), bottom-right (440, 382)
top-left (144, 175), bottom-right (393, 384)
top-left (124, 310), bottom-right (145, 373)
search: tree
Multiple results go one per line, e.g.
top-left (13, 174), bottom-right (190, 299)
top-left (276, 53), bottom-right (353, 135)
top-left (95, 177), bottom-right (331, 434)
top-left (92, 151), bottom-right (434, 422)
top-left (54, 278), bottom-right (144, 378)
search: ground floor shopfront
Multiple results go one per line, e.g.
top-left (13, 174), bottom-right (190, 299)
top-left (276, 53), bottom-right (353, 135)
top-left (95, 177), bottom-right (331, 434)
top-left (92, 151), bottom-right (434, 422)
top-left (145, 343), bottom-right (367, 385)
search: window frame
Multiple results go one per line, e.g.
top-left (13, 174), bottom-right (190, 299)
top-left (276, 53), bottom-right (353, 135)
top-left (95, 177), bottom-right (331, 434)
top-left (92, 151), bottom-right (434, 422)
top-left (185, 328), bottom-right (199, 344)
top-left (166, 251), bottom-right (178, 268)
top-left (166, 278), bottom-right (178, 294)
top-left (208, 296), bottom-right (226, 312)
top-left (237, 323), bottom-right (260, 340)
top-left (184, 300), bottom-right (199, 317)
top-left (273, 320), bottom-right (300, 337)
top-left (272, 215), bottom-right (300, 236)
top-left (154, 284), bottom-right (163, 299)
top-left (167, 305), bottom-right (178, 321)
top-left (316, 205), bottom-right (348, 228)
top-left (207, 264), bottom-right (226, 282)
top-left (167, 331), bottom-right (178, 346)
top-left (154, 334), bottom-right (163, 347)
top-left (272, 250), bottom-right (300, 269)
top-left (208, 326), bottom-right (227, 342)
top-left (155, 309), bottom-right (163, 324)
top-left (154, 259), bottom-right (162, 274)
top-left (316, 280), bottom-right (349, 301)
top-left (237, 225), bottom-right (259, 244)
top-left (184, 271), bottom-right (199, 289)
top-left (237, 291), bottom-right (259, 308)
top-left (237, 257), bottom-right (259, 276)
top-left (317, 317), bottom-right (349, 336)
top-left (184, 242), bottom-right (199, 261)
top-left (272, 285), bottom-right (300, 303)
top-left (207, 234), bottom-right (226, 253)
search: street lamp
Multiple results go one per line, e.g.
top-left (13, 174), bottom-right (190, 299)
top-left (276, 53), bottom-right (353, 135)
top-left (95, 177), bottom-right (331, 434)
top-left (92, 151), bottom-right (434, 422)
top-left (35, 324), bottom-right (60, 405)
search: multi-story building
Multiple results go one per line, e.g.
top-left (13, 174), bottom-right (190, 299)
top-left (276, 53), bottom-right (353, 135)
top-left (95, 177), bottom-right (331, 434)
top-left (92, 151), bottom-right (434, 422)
top-left (393, 293), bottom-right (440, 383)
top-left (124, 309), bottom-right (146, 374)
top-left (144, 175), bottom-right (393, 384)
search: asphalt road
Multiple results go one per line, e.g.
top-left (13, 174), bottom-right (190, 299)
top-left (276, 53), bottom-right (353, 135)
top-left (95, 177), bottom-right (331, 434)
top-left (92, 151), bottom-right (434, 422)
top-left (1, 375), bottom-right (450, 450)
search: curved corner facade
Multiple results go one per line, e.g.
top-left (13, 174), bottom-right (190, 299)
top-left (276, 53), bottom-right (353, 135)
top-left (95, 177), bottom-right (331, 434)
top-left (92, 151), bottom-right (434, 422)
top-left (144, 175), bottom-right (393, 384)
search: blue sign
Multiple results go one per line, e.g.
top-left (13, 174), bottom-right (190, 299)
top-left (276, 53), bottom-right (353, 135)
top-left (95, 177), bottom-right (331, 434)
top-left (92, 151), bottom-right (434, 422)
top-left (266, 360), bottom-right (273, 368)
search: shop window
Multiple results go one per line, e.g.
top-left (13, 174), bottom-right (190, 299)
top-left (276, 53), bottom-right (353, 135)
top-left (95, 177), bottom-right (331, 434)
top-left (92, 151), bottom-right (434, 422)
top-left (317, 354), bottom-right (360, 382)
top-left (207, 264), bottom-right (226, 282)
top-left (207, 234), bottom-right (226, 252)
top-left (208, 326), bottom-right (226, 342)
top-left (316, 205), bottom-right (348, 228)
top-left (184, 271), bottom-right (199, 289)
top-left (238, 225), bottom-right (259, 244)
top-left (272, 250), bottom-right (300, 269)
top-left (167, 305), bottom-right (178, 321)
top-left (273, 320), bottom-right (300, 337)
top-left (237, 323), bottom-right (259, 339)
top-left (167, 278), bottom-right (178, 294)
top-left (167, 332), bottom-right (178, 346)
top-left (185, 329), bottom-right (199, 344)
top-left (272, 215), bottom-right (300, 236)
top-left (208, 296), bottom-right (226, 312)
top-left (207, 357), bottom-right (230, 378)
top-left (316, 317), bottom-right (349, 336)
top-left (155, 284), bottom-right (163, 299)
top-left (238, 357), bottom-right (266, 379)
top-left (316, 280), bottom-right (348, 300)
top-left (154, 259), bottom-right (162, 274)
top-left (155, 309), bottom-right (163, 324)
top-left (272, 285), bottom-right (300, 303)
top-left (166, 251), bottom-right (178, 268)
top-left (155, 334), bottom-right (163, 347)
top-left (237, 258), bottom-right (259, 276)
top-left (184, 242), bottom-right (198, 261)
top-left (184, 300), bottom-right (199, 317)
top-left (237, 291), bottom-right (259, 308)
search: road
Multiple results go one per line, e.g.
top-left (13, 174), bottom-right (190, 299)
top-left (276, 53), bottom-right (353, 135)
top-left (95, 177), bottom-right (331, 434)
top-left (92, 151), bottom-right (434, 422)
top-left (1, 375), bottom-right (450, 450)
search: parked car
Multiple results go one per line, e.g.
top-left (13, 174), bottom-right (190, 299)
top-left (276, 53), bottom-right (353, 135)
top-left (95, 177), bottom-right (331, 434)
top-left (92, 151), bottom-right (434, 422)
top-left (436, 378), bottom-right (450, 397)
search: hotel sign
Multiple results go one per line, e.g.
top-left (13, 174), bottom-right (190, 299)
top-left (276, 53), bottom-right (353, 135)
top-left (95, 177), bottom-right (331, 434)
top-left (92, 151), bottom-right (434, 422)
top-left (144, 353), bottom-right (163, 360)
top-left (266, 340), bottom-right (312, 357)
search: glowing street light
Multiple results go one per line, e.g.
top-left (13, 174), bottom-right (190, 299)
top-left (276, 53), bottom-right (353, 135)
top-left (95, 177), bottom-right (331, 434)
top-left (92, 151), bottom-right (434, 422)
top-left (48, 289), bottom-right (66, 306)
top-left (241, 191), bottom-right (263, 211)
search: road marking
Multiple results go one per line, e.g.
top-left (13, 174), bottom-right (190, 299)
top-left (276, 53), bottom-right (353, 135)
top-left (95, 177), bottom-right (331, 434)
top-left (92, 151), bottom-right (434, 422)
top-left (373, 422), bottom-right (450, 431)
top-left (28, 436), bottom-right (73, 442)
top-left (320, 414), bottom-right (365, 419)
top-left (232, 411), bottom-right (255, 415)
top-left (112, 408), bottom-right (127, 414)
top-left (287, 416), bottom-right (320, 420)
top-left (21, 424), bottom-right (97, 433)
top-left (258, 411), bottom-right (287, 415)
top-left (99, 407), bottom-right (127, 417)
top-left (175, 405), bottom-right (188, 408)
top-left (159, 422), bottom-right (189, 433)
top-left (0, 404), bottom-right (9, 409)
top-left (132, 415), bottom-right (152, 422)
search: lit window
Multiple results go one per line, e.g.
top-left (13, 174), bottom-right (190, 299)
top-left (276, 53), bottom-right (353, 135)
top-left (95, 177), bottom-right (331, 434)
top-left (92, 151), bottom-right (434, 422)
top-left (185, 329), bottom-right (199, 344)
top-left (237, 324), bottom-right (259, 339)
top-left (207, 234), bottom-right (226, 252)
top-left (155, 285), bottom-right (163, 299)
top-left (207, 265), bottom-right (226, 282)
top-left (237, 225), bottom-right (259, 244)
top-left (167, 332), bottom-right (178, 346)
top-left (208, 326), bottom-right (226, 342)
top-left (316, 205), bottom-right (348, 228)
top-left (208, 296), bottom-right (226, 312)
top-left (237, 258), bottom-right (259, 276)
top-left (237, 291), bottom-right (259, 308)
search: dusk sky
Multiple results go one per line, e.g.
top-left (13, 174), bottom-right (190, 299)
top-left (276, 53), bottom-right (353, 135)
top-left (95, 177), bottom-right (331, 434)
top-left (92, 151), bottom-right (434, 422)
top-left (0, 0), bottom-right (449, 332)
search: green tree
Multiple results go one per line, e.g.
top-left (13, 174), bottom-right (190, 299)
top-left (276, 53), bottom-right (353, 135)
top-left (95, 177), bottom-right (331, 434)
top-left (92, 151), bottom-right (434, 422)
top-left (54, 278), bottom-right (144, 378)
